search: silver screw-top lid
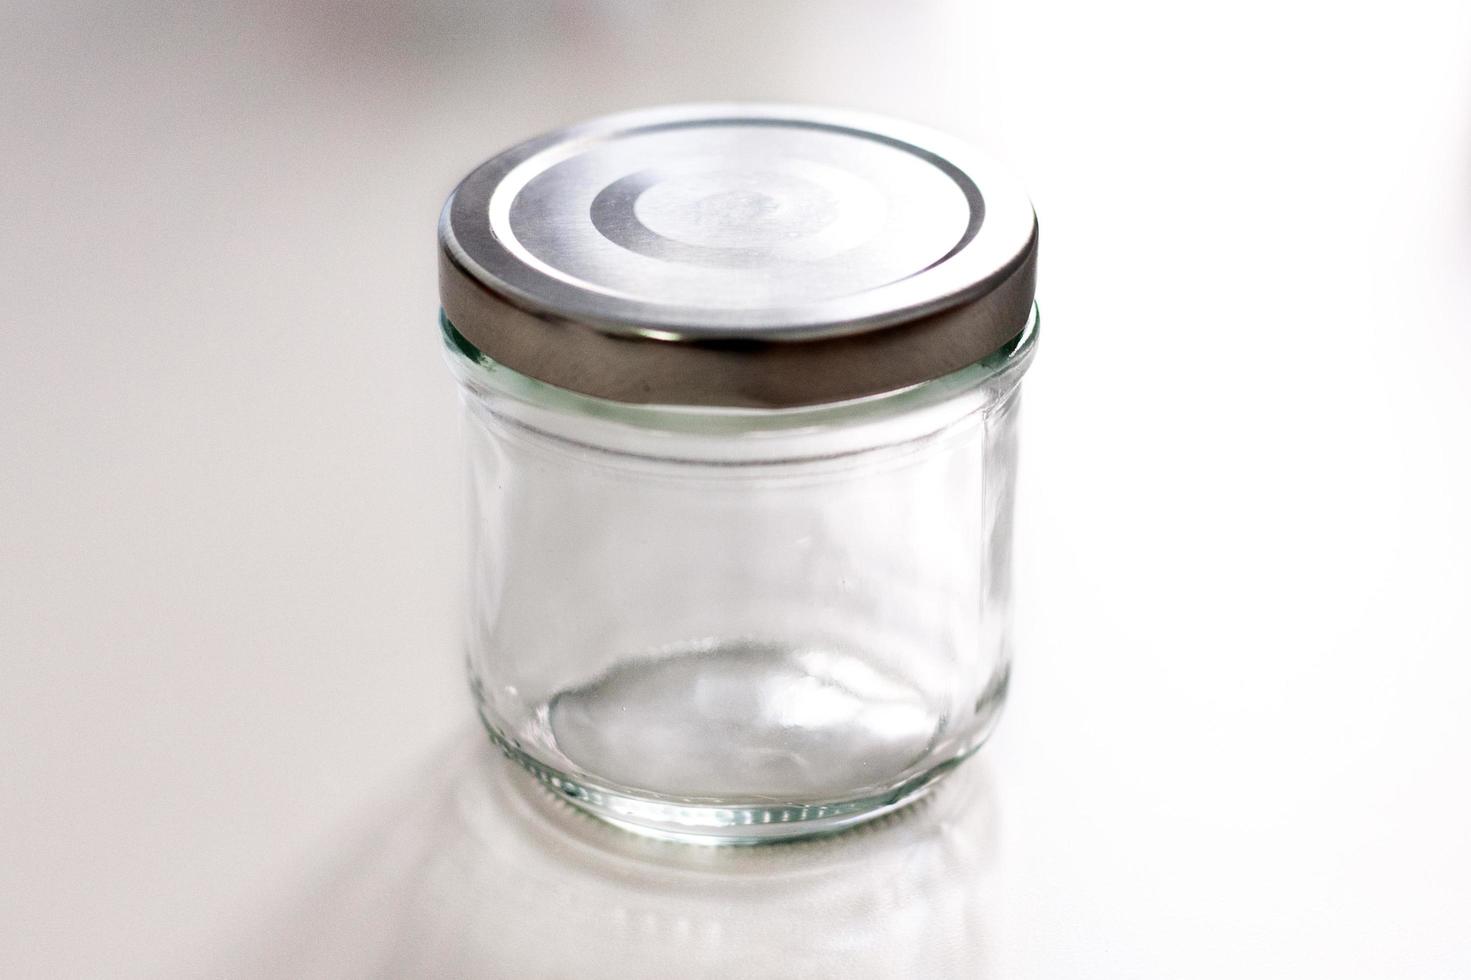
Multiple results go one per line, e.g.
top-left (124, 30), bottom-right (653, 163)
top-left (439, 104), bottom-right (1037, 407)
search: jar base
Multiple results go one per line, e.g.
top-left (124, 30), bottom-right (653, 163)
top-left (481, 718), bottom-right (970, 845)
top-left (472, 640), bottom-right (1007, 844)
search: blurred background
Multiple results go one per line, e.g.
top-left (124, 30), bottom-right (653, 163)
top-left (2, 1), bottom-right (1469, 976)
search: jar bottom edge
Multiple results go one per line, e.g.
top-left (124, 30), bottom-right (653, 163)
top-left (476, 708), bottom-right (998, 846)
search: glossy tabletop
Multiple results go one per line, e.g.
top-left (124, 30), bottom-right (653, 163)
top-left (3, 1), bottom-right (1470, 976)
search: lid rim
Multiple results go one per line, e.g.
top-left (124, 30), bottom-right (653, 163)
top-left (438, 231), bottom-right (1037, 408)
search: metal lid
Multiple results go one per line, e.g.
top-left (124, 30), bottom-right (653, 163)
top-left (439, 104), bottom-right (1037, 407)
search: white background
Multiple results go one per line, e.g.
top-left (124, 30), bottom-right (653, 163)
top-left (3, 1), bottom-right (1469, 976)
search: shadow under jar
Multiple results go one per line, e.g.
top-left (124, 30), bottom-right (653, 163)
top-left (438, 105), bottom-right (1039, 843)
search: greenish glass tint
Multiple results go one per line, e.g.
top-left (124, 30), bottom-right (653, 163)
top-left (445, 307), bottom-right (1037, 843)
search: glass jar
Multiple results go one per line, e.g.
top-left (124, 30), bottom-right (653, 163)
top-left (438, 105), bottom-right (1039, 843)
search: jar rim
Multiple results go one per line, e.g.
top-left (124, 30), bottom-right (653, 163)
top-left (443, 304), bottom-right (1037, 438)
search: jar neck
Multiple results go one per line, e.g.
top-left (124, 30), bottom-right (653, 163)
top-left (443, 306), bottom-right (1037, 467)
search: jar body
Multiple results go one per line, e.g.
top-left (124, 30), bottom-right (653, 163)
top-left (446, 311), bottom-right (1037, 843)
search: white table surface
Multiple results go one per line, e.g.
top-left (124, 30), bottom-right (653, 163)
top-left (4, 1), bottom-right (1470, 976)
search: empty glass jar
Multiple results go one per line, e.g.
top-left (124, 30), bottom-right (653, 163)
top-left (439, 105), bottom-right (1039, 842)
